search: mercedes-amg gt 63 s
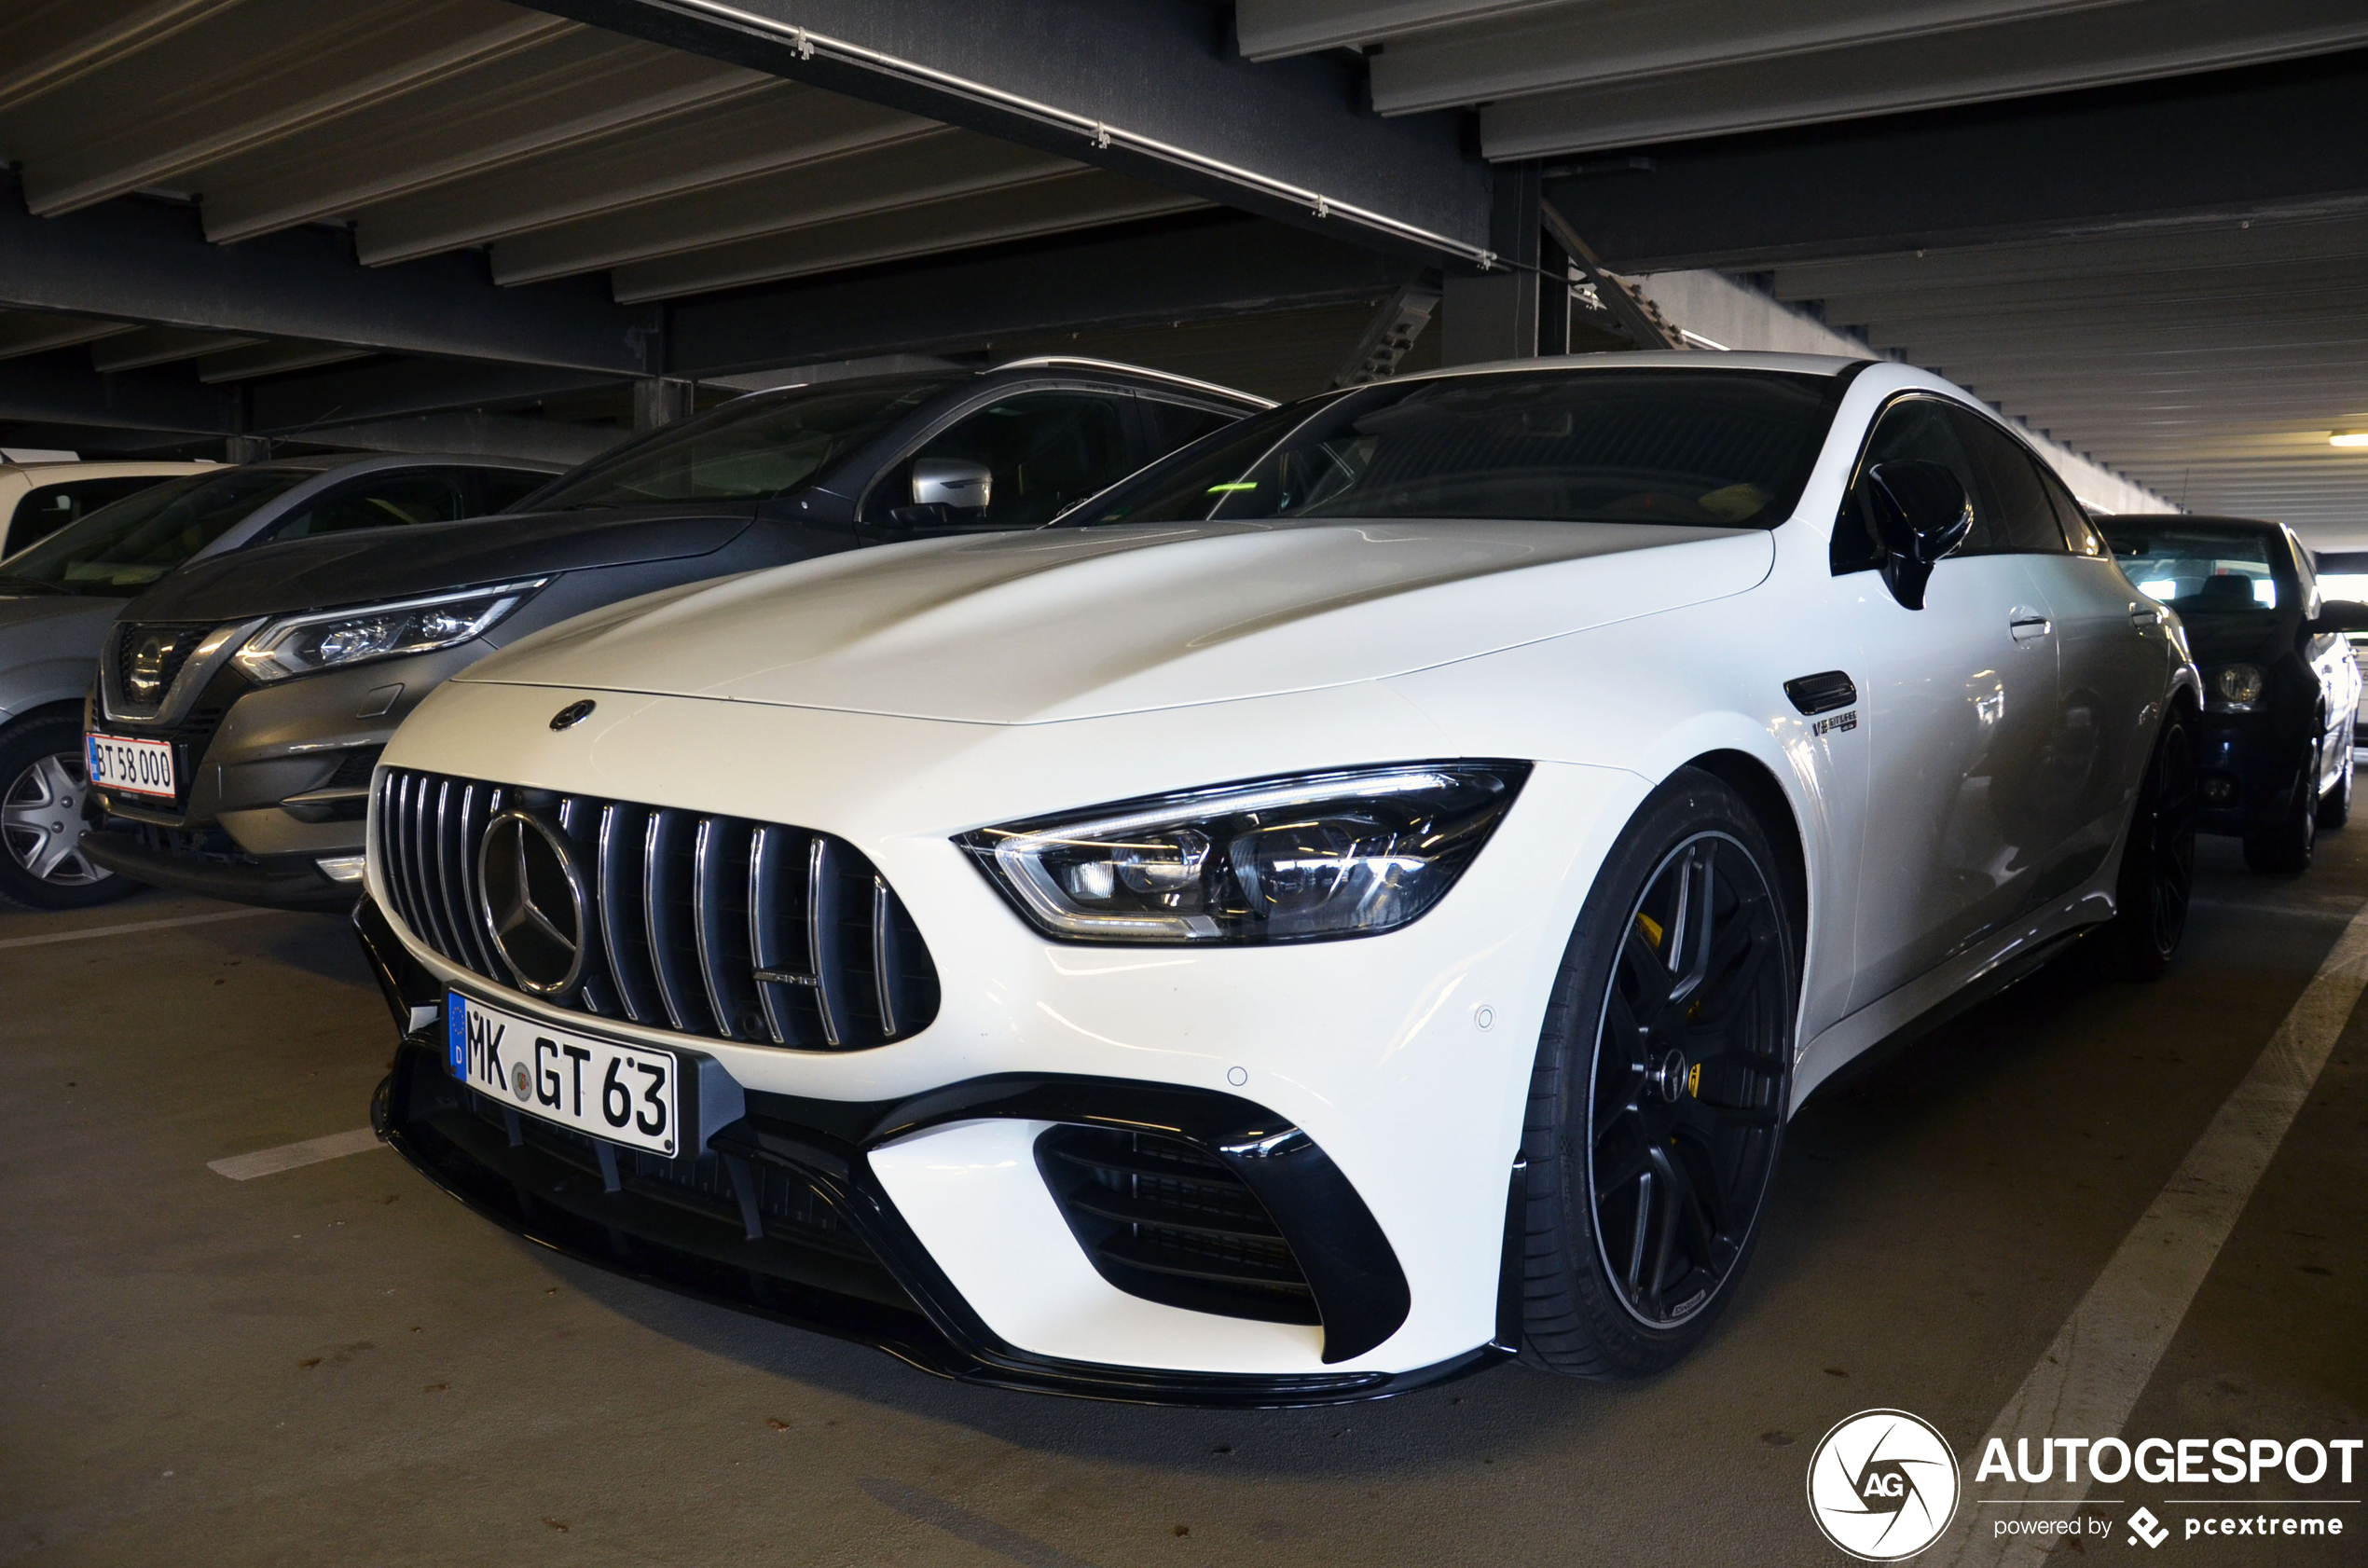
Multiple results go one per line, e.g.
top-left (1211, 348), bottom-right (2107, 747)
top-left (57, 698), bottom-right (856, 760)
top-left (358, 352), bottom-right (2202, 1405)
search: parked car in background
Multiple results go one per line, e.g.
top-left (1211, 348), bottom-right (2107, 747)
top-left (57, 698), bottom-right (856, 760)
top-left (2100, 515), bottom-right (2368, 872)
top-left (0, 457), bottom-right (218, 556)
top-left (0, 454), bottom-right (558, 909)
top-left (361, 352), bottom-right (2199, 1401)
top-left (77, 360), bottom-right (1267, 912)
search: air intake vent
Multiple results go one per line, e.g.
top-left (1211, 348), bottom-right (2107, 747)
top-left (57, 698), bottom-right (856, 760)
top-left (1035, 1124), bottom-right (1317, 1325)
top-left (375, 768), bottom-right (938, 1052)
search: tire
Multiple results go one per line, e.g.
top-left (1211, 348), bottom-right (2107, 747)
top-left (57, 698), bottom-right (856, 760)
top-left (2095, 704), bottom-right (2197, 980)
top-left (2243, 745), bottom-right (2319, 874)
top-left (1517, 767), bottom-right (1797, 1379)
top-left (0, 711), bottom-right (143, 912)
top-left (2318, 742), bottom-right (2352, 830)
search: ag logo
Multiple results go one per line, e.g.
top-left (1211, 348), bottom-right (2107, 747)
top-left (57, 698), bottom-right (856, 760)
top-left (1807, 1409), bottom-right (1961, 1561)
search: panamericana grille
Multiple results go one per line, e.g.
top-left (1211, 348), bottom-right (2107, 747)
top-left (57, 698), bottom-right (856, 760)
top-left (1036, 1125), bottom-right (1317, 1325)
top-left (376, 767), bottom-right (938, 1052)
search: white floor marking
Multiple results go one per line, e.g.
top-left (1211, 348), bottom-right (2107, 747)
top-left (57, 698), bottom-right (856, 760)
top-left (1934, 896), bottom-right (2368, 1567)
top-left (208, 1128), bottom-right (384, 1181)
top-left (0, 906), bottom-right (283, 951)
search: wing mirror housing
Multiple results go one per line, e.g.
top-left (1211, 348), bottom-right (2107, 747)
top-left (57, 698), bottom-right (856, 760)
top-left (912, 458), bottom-right (991, 513)
top-left (2307, 598), bottom-right (2368, 634)
top-left (1861, 460), bottom-right (1974, 611)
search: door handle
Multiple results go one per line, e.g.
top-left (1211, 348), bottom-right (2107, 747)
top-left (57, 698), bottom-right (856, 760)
top-left (2128, 601), bottom-right (2165, 627)
top-left (2009, 613), bottom-right (2052, 643)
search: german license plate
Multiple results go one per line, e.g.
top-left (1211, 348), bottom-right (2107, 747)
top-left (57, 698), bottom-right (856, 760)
top-left (448, 991), bottom-right (680, 1157)
top-left (87, 733), bottom-right (176, 798)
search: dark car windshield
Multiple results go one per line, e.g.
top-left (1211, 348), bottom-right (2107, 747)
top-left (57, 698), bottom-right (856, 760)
top-left (1065, 368), bottom-right (1844, 530)
top-left (2100, 522), bottom-right (2284, 612)
top-left (525, 375), bottom-right (967, 511)
top-left (0, 466), bottom-right (313, 597)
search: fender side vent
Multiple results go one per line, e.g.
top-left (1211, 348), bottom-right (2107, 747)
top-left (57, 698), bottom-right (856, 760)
top-left (1783, 669), bottom-right (1857, 715)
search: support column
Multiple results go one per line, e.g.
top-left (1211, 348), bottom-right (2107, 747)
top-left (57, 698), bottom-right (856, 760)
top-left (632, 377), bottom-right (695, 431)
top-left (1439, 164), bottom-right (1541, 365)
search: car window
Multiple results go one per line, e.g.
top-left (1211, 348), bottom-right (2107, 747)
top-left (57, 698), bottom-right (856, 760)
top-left (1137, 397), bottom-right (1243, 455)
top-left (0, 466), bottom-right (312, 595)
top-left (886, 391), bottom-right (1136, 530)
top-left (475, 467), bottom-right (555, 514)
top-left (2097, 521), bottom-right (2283, 612)
top-left (1079, 369), bottom-right (1843, 530)
top-left (8, 475), bottom-right (182, 551)
top-left (1833, 396), bottom-right (1993, 572)
top-left (267, 471), bottom-right (473, 541)
top-left (2031, 464), bottom-right (2106, 557)
top-left (1953, 415), bottom-right (2070, 554)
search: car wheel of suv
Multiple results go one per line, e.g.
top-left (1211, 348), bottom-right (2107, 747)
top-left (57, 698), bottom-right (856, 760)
top-left (2244, 745), bottom-right (2319, 874)
top-left (2317, 741), bottom-right (2352, 830)
top-left (2096, 705), bottom-right (2197, 980)
top-left (0, 712), bottom-right (141, 911)
top-left (1518, 768), bottom-right (1796, 1378)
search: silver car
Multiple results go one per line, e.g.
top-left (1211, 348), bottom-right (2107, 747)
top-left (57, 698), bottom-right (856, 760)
top-left (0, 454), bottom-right (557, 909)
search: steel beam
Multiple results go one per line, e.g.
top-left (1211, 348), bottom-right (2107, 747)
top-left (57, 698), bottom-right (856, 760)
top-left (1546, 48), bottom-right (2368, 270)
top-left (514, 0), bottom-right (1494, 267)
top-left (0, 174), bottom-right (654, 374)
top-left (244, 359), bottom-right (626, 435)
top-left (663, 213), bottom-right (1419, 377)
top-left (0, 349), bottom-right (231, 435)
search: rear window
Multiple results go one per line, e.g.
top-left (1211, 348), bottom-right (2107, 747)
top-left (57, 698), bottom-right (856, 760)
top-left (2100, 522), bottom-right (2285, 612)
top-left (7, 475), bottom-right (184, 550)
top-left (1067, 369), bottom-right (1845, 530)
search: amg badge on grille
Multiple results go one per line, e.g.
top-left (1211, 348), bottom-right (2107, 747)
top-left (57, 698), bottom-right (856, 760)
top-left (549, 699), bottom-right (596, 731)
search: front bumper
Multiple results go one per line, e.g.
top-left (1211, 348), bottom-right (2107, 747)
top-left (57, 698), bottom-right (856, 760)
top-left (80, 823), bottom-right (360, 910)
top-left (358, 898), bottom-right (1506, 1406)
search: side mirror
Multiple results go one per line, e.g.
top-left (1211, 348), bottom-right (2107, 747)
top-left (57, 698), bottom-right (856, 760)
top-left (1861, 460), bottom-right (1974, 611)
top-left (912, 458), bottom-right (991, 514)
top-left (2308, 598), bottom-right (2368, 633)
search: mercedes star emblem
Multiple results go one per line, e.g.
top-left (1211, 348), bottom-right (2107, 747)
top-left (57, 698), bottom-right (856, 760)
top-left (549, 699), bottom-right (597, 731)
top-left (477, 809), bottom-right (587, 996)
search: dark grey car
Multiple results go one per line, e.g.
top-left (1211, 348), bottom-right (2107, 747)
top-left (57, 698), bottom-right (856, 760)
top-left (0, 454), bottom-right (558, 909)
top-left (78, 359), bottom-right (1266, 910)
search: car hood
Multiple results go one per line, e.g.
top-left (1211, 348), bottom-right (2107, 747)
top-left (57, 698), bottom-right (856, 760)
top-left (0, 592), bottom-right (117, 653)
top-left (122, 502), bottom-right (758, 622)
top-left (461, 517), bottom-right (1774, 724)
top-left (2175, 609), bottom-right (2292, 666)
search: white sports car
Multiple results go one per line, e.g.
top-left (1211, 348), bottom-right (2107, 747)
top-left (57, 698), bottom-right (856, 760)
top-left (362, 351), bottom-right (2199, 1404)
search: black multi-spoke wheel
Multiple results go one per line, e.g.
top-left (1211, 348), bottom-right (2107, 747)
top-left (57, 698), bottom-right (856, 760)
top-left (2097, 704), bottom-right (2196, 979)
top-left (1519, 768), bottom-right (1797, 1377)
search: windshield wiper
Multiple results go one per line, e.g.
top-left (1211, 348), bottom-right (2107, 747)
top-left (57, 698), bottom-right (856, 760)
top-left (0, 575), bottom-right (71, 596)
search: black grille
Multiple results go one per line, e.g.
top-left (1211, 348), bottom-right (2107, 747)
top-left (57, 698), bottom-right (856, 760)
top-left (112, 622), bottom-right (214, 708)
top-left (1036, 1125), bottom-right (1317, 1325)
top-left (376, 767), bottom-right (939, 1052)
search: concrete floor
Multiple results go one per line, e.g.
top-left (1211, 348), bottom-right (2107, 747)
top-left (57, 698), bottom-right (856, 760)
top-left (3, 831), bottom-right (2361, 1566)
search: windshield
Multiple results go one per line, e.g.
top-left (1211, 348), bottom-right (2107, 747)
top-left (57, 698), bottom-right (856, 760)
top-left (2100, 523), bottom-right (2284, 612)
top-left (1067, 368), bottom-right (1843, 530)
top-left (525, 375), bottom-right (965, 510)
top-left (0, 466), bottom-right (313, 596)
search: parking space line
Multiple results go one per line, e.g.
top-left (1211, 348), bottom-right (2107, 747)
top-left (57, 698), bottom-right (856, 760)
top-left (0, 907), bottom-right (284, 951)
top-left (1935, 895), bottom-right (2368, 1567)
top-left (859, 1478), bottom-right (1104, 1568)
top-left (208, 1128), bottom-right (384, 1181)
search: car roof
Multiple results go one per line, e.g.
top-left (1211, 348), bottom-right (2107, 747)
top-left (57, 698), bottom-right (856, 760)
top-left (1394, 349), bottom-right (1872, 383)
top-left (2097, 514), bottom-right (2280, 533)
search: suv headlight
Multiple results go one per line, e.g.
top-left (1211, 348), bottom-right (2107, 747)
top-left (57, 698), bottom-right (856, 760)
top-left (957, 761), bottom-right (1530, 944)
top-left (233, 580), bottom-right (546, 682)
top-left (2208, 662), bottom-right (2266, 710)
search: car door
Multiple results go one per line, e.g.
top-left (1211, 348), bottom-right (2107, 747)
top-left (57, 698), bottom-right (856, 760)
top-left (1834, 394), bottom-right (2064, 1005)
top-left (865, 389), bottom-right (1139, 532)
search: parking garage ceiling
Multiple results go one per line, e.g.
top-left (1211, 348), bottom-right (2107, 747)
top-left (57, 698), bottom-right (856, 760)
top-left (1, 0), bottom-right (2365, 537)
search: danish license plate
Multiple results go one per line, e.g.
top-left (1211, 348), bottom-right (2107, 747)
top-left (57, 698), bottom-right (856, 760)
top-left (449, 992), bottom-right (680, 1157)
top-left (86, 733), bottom-right (176, 798)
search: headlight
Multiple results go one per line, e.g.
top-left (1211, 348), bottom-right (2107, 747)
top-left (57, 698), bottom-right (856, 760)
top-left (2208, 662), bottom-right (2265, 710)
top-left (957, 761), bottom-right (1530, 944)
top-left (233, 580), bottom-right (545, 681)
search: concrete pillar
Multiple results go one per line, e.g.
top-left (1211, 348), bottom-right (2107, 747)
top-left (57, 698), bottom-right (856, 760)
top-left (632, 378), bottom-right (695, 432)
top-left (1439, 164), bottom-right (1542, 365)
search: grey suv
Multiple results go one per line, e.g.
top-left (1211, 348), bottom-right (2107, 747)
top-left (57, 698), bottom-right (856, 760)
top-left (0, 454), bottom-right (558, 909)
top-left (79, 360), bottom-right (1266, 911)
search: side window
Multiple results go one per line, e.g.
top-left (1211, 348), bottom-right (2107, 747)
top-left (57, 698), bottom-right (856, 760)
top-left (10, 475), bottom-right (175, 550)
top-left (880, 392), bottom-right (1134, 530)
top-left (1833, 396), bottom-right (1993, 573)
top-left (2031, 464), bottom-right (2106, 557)
top-left (474, 467), bottom-right (553, 515)
top-left (1950, 413), bottom-right (2070, 554)
top-left (268, 471), bottom-right (473, 542)
top-left (1138, 398), bottom-right (1242, 460)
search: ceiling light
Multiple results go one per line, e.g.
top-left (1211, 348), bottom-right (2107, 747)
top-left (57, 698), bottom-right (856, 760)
top-left (2333, 432), bottom-right (2368, 447)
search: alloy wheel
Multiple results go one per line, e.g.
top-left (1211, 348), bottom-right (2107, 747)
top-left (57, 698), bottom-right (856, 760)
top-left (2, 750), bottom-right (111, 887)
top-left (1586, 832), bottom-right (1788, 1327)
